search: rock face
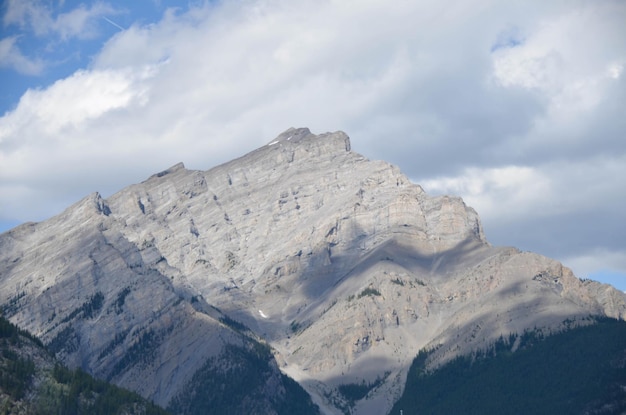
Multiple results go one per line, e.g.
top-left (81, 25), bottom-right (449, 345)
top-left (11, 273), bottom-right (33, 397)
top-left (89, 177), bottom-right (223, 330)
top-left (1, 127), bottom-right (625, 414)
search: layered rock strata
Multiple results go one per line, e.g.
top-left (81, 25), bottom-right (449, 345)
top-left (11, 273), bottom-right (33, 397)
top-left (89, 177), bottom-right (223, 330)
top-left (1, 127), bottom-right (624, 414)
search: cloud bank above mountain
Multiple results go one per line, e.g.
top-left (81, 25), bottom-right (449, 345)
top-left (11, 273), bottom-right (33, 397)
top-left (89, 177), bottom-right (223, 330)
top-left (0, 0), bottom-right (625, 288)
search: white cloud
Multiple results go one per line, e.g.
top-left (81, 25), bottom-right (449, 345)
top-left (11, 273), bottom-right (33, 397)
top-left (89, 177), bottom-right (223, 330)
top-left (0, 64), bottom-right (161, 200)
top-left (2, 0), bottom-right (52, 35)
top-left (484, 2), bottom-right (626, 170)
top-left (421, 165), bottom-right (552, 222)
top-left (1, 67), bottom-right (154, 136)
top-left (0, 36), bottom-right (44, 74)
top-left (2, 0), bottom-right (115, 39)
top-left (421, 155), bottom-right (626, 224)
top-left (53, 2), bottom-right (116, 40)
top-left (491, 3), bottom-right (626, 115)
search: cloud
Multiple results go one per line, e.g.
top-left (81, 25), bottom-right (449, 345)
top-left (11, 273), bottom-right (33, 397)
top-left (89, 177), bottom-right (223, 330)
top-left (422, 155), bottom-right (626, 223)
top-left (421, 154), bottom-right (626, 279)
top-left (2, 0), bottom-right (115, 39)
top-left (53, 2), bottom-right (117, 40)
top-left (0, 64), bottom-right (160, 207)
top-left (1, 66), bottom-right (154, 137)
top-left (563, 249), bottom-right (626, 290)
top-left (491, 3), bottom-right (626, 94)
top-left (606, 62), bottom-right (624, 80)
top-left (421, 165), bottom-right (552, 222)
top-left (0, 0), bottom-right (118, 77)
top-left (0, 0), bottom-right (625, 287)
top-left (0, 36), bottom-right (44, 74)
top-left (488, 1), bottom-right (626, 164)
top-left (2, 0), bottom-right (52, 35)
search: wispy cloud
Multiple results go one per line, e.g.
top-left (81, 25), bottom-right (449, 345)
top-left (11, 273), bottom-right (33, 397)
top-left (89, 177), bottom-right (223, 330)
top-left (0, 36), bottom-right (44, 74)
top-left (0, 0), bottom-right (119, 75)
top-left (53, 2), bottom-right (117, 40)
top-left (2, 0), bottom-right (52, 35)
top-left (3, 0), bottom-right (116, 39)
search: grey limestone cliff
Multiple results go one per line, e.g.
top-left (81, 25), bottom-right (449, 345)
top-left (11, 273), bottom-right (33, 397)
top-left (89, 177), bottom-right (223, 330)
top-left (1, 127), bottom-right (625, 414)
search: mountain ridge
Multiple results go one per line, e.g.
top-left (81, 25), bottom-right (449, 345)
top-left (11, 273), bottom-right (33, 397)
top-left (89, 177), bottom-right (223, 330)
top-left (1, 127), bottom-right (625, 414)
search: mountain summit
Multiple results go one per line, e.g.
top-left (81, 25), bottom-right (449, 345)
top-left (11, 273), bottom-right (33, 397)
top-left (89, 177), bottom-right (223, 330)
top-left (1, 128), bottom-right (625, 414)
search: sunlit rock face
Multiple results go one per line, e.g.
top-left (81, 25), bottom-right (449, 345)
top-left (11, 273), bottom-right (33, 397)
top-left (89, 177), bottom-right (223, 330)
top-left (1, 127), bottom-right (625, 415)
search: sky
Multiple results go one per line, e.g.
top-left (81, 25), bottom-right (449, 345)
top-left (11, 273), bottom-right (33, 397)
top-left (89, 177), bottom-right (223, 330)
top-left (0, 0), bottom-right (625, 290)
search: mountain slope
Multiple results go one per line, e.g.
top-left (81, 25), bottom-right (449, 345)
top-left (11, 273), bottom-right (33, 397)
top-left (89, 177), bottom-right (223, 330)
top-left (1, 127), bottom-right (625, 414)
top-left (392, 317), bottom-right (626, 414)
top-left (0, 315), bottom-right (169, 415)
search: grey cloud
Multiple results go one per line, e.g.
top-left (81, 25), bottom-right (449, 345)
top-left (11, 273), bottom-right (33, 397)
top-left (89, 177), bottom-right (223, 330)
top-left (351, 70), bottom-right (545, 178)
top-left (486, 210), bottom-right (626, 264)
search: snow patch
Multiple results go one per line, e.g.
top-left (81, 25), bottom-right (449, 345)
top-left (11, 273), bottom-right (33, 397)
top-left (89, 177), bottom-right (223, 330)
top-left (268, 141), bottom-right (279, 146)
top-left (258, 309), bottom-right (268, 318)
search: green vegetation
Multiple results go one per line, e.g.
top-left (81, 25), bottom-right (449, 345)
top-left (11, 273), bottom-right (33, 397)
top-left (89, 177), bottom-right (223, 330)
top-left (44, 292), bottom-right (106, 355)
top-left (0, 314), bottom-right (43, 347)
top-left (290, 320), bottom-right (302, 333)
top-left (47, 325), bottom-right (79, 355)
top-left (337, 382), bottom-right (371, 403)
top-left (81, 292), bottom-right (105, 319)
top-left (1, 316), bottom-right (37, 406)
top-left (114, 287), bottom-right (131, 314)
top-left (35, 364), bottom-right (169, 415)
top-left (1, 291), bottom-right (26, 317)
top-left (358, 287), bottom-right (381, 298)
top-left (0, 349), bottom-right (35, 400)
top-left (108, 327), bottom-right (171, 380)
top-left (98, 331), bottom-right (129, 360)
top-left (60, 291), bottom-right (105, 324)
top-left (168, 341), bottom-right (319, 415)
top-left (392, 317), bottom-right (626, 414)
top-left (1, 315), bottom-right (169, 415)
top-left (218, 315), bottom-right (250, 334)
top-left (337, 372), bottom-right (388, 408)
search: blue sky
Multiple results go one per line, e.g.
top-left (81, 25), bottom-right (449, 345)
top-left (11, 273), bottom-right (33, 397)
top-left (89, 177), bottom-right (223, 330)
top-left (1, 0), bottom-right (625, 291)
top-left (0, 1), bottom-right (181, 112)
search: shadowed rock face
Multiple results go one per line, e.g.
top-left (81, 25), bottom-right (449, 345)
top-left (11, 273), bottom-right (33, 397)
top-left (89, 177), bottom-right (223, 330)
top-left (1, 127), bottom-right (625, 415)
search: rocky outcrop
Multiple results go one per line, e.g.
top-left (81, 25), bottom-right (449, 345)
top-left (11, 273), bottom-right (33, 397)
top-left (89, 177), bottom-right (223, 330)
top-left (1, 127), bottom-right (625, 415)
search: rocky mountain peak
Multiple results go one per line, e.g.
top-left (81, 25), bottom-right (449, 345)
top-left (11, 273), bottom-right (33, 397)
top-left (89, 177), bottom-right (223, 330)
top-left (264, 127), bottom-right (351, 156)
top-left (269, 127), bottom-right (314, 143)
top-left (1, 128), bottom-right (625, 415)
top-left (151, 162), bottom-right (186, 179)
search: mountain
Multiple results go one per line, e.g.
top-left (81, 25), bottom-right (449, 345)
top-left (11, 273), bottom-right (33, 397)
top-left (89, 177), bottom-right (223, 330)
top-left (392, 316), bottom-right (626, 414)
top-left (1, 127), bottom-right (625, 414)
top-left (0, 314), bottom-right (169, 414)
